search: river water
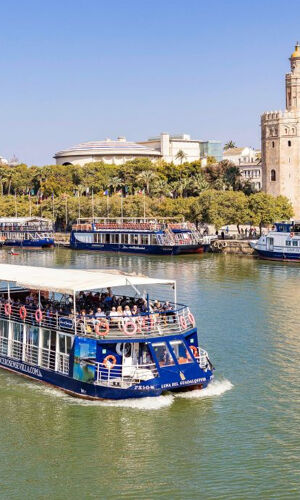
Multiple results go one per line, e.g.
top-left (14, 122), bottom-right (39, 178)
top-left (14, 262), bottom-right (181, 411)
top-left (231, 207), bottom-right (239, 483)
top-left (0, 249), bottom-right (299, 499)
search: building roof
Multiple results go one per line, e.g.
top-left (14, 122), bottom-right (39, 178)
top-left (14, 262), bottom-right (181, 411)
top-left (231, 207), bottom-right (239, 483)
top-left (0, 264), bottom-right (175, 294)
top-left (291, 43), bottom-right (300, 59)
top-left (54, 137), bottom-right (161, 159)
top-left (223, 147), bottom-right (245, 156)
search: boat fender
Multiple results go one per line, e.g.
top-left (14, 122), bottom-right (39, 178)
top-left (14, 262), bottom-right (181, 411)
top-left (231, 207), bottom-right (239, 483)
top-left (188, 312), bottom-right (196, 327)
top-left (35, 309), bottom-right (43, 323)
top-left (180, 315), bottom-right (187, 330)
top-left (123, 320), bottom-right (137, 336)
top-left (189, 345), bottom-right (198, 357)
top-left (4, 303), bottom-right (11, 316)
top-left (103, 355), bottom-right (117, 369)
top-left (222, 241), bottom-right (227, 248)
top-left (19, 305), bottom-right (27, 320)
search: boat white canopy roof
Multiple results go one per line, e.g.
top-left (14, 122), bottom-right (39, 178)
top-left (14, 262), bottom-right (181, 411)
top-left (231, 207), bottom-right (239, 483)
top-left (0, 264), bottom-right (175, 295)
top-left (0, 217), bottom-right (51, 223)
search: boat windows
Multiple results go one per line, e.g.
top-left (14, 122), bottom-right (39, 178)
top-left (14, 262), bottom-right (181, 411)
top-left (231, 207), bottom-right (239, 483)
top-left (150, 235), bottom-right (158, 245)
top-left (286, 240), bottom-right (291, 246)
top-left (133, 234), bottom-right (139, 245)
top-left (105, 233), bottom-right (110, 244)
top-left (0, 319), bottom-right (9, 356)
top-left (11, 322), bottom-right (23, 359)
top-left (293, 224), bottom-right (300, 233)
top-left (121, 233), bottom-right (129, 244)
top-left (292, 240), bottom-right (298, 247)
top-left (141, 235), bottom-right (149, 245)
top-left (152, 342), bottom-right (174, 367)
top-left (58, 333), bottom-right (73, 354)
top-left (169, 340), bottom-right (192, 364)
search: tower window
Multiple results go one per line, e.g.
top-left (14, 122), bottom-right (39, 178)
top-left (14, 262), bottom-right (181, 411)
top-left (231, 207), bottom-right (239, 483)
top-left (288, 140), bottom-right (292, 146)
top-left (272, 141), bottom-right (275, 148)
top-left (271, 170), bottom-right (276, 181)
top-left (285, 128), bottom-right (288, 134)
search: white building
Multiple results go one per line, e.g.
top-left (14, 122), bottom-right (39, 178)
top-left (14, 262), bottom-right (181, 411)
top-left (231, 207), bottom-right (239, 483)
top-left (0, 155), bottom-right (8, 165)
top-left (239, 162), bottom-right (262, 191)
top-left (54, 137), bottom-right (162, 166)
top-left (223, 146), bottom-right (260, 166)
top-left (138, 133), bottom-right (223, 164)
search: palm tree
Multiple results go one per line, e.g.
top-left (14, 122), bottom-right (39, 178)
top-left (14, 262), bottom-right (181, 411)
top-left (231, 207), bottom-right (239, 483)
top-left (137, 170), bottom-right (157, 195)
top-left (175, 149), bottom-right (187, 165)
top-left (224, 140), bottom-right (236, 150)
top-left (189, 173), bottom-right (209, 195)
top-left (108, 176), bottom-right (122, 193)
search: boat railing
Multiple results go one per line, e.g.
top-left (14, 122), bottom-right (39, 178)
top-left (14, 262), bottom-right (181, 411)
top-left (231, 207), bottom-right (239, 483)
top-left (0, 336), bottom-right (70, 375)
top-left (0, 302), bottom-right (196, 339)
top-left (93, 361), bottom-right (158, 388)
top-left (193, 347), bottom-right (210, 369)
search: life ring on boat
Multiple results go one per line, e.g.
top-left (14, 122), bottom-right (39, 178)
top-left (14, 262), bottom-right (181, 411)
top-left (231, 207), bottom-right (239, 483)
top-left (4, 303), bottom-right (11, 316)
top-left (19, 305), bottom-right (27, 320)
top-left (35, 308), bottom-right (43, 323)
top-left (290, 232), bottom-right (295, 238)
top-left (123, 320), bottom-right (137, 336)
top-left (180, 315), bottom-right (187, 330)
top-left (103, 355), bottom-right (117, 369)
top-left (95, 320), bottom-right (110, 336)
top-left (190, 345), bottom-right (198, 357)
top-left (188, 312), bottom-right (196, 327)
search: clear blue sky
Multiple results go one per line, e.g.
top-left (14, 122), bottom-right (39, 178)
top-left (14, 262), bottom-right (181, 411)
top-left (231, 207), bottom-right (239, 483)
top-left (0, 0), bottom-right (298, 165)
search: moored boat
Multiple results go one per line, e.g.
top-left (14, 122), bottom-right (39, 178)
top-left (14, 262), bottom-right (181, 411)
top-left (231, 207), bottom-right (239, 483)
top-left (0, 264), bottom-right (214, 399)
top-left (251, 221), bottom-right (300, 261)
top-left (0, 217), bottom-right (54, 248)
top-left (70, 218), bottom-right (205, 255)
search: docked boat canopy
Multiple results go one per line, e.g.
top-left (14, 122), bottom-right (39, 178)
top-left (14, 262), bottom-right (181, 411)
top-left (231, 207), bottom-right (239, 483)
top-left (0, 264), bottom-right (175, 294)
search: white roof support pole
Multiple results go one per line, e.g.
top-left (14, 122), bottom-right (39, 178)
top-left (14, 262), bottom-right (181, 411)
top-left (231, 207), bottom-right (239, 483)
top-left (174, 281), bottom-right (177, 305)
top-left (73, 291), bottom-right (77, 336)
top-left (7, 282), bottom-right (10, 302)
top-left (125, 278), bottom-right (141, 297)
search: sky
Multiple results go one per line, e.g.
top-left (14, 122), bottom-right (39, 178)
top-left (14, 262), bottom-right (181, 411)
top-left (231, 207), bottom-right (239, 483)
top-left (0, 0), bottom-right (299, 165)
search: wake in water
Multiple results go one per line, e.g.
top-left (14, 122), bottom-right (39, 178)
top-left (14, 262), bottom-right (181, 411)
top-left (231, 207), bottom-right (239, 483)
top-left (174, 379), bottom-right (233, 399)
top-left (21, 377), bottom-right (232, 408)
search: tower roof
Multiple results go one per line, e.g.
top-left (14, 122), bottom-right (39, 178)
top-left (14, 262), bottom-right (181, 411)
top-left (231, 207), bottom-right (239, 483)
top-left (291, 43), bottom-right (300, 59)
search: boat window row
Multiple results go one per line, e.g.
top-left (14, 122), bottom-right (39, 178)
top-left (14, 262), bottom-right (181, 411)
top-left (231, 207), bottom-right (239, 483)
top-left (0, 319), bottom-right (73, 375)
top-left (93, 233), bottom-right (159, 245)
top-left (286, 240), bottom-right (299, 246)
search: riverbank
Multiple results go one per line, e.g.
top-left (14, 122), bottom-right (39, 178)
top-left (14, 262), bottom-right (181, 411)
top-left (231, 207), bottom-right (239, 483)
top-left (211, 239), bottom-right (255, 255)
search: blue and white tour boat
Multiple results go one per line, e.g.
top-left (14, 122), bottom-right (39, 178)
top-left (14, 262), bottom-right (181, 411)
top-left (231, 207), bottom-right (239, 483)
top-left (0, 217), bottom-right (54, 248)
top-left (0, 264), bottom-right (214, 399)
top-left (70, 217), bottom-right (208, 255)
top-left (251, 221), bottom-right (300, 261)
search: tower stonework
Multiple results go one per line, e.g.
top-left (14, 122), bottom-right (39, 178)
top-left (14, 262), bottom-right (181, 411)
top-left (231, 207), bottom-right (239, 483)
top-left (262, 44), bottom-right (300, 218)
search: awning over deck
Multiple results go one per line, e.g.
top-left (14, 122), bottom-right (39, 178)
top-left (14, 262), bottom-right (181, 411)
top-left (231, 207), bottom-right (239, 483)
top-left (0, 264), bottom-right (175, 295)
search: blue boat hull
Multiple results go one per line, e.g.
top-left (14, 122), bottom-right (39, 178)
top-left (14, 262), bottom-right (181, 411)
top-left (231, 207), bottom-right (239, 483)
top-left (254, 248), bottom-right (300, 262)
top-left (69, 240), bottom-right (203, 255)
top-left (0, 352), bottom-right (213, 400)
top-left (3, 238), bottom-right (55, 248)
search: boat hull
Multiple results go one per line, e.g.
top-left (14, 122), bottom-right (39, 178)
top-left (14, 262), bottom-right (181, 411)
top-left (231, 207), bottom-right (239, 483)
top-left (254, 248), bottom-right (300, 262)
top-left (0, 353), bottom-right (213, 400)
top-left (69, 240), bottom-right (203, 255)
top-left (3, 238), bottom-right (55, 248)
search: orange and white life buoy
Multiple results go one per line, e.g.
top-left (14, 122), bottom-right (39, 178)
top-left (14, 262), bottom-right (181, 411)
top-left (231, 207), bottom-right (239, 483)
top-left (35, 308), bottom-right (43, 323)
top-left (4, 303), bottom-right (11, 316)
top-left (180, 315), bottom-right (187, 330)
top-left (19, 305), bottom-right (27, 320)
top-left (188, 313), bottom-right (196, 327)
top-left (290, 232), bottom-right (295, 238)
top-left (190, 345), bottom-right (198, 357)
top-left (123, 320), bottom-right (137, 336)
top-left (96, 320), bottom-right (110, 336)
top-left (103, 354), bottom-right (117, 369)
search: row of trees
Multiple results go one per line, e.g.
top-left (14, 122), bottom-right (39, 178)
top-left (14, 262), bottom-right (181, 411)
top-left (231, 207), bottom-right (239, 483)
top-left (0, 190), bottom-right (293, 231)
top-left (0, 157), bottom-right (256, 199)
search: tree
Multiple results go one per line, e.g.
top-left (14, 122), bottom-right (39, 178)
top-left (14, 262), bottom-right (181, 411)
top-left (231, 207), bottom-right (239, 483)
top-left (248, 192), bottom-right (293, 234)
top-left (175, 150), bottom-right (187, 165)
top-left (224, 140), bottom-right (236, 150)
top-left (137, 170), bottom-right (157, 195)
top-left (108, 176), bottom-right (122, 194)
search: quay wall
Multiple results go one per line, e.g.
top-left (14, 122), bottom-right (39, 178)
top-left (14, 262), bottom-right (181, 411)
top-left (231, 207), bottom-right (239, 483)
top-left (210, 240), bottom-right (255, 255)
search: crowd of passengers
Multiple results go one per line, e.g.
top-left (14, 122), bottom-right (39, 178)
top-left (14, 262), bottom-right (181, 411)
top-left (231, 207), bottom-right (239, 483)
top-left (0, 289), bottom-right (175, 331)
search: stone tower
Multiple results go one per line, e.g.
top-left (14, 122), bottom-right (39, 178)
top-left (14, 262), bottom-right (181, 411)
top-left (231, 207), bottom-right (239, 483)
top-left (261, 43), bottom-right (300, 218)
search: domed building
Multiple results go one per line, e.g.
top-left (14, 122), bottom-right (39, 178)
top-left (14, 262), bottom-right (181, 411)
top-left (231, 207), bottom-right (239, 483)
top-left (54, 137), bottom-right (162, 166)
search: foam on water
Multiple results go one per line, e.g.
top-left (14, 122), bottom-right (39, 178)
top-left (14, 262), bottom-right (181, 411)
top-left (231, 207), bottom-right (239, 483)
top-left (175, 379), bottom-right (233, 399)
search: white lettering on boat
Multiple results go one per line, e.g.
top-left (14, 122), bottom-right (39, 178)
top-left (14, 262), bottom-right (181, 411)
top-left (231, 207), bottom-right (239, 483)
top-left (0, 357), bottom-right (43, 377)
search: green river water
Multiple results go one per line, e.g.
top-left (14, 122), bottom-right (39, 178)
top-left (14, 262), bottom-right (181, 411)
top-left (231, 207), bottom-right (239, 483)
top-left (0, 249), bottom-right (299, 499)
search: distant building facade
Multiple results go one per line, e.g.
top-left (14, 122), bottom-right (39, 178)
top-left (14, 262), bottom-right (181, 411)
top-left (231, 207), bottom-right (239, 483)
top-left (54, 137), bottom-right (161, 166)
top-left (223, 146), bottom-right (259, 165)
top-left (261, 43), bottom-right (300, 218)
top-left (138, 133), bottom-right (223, 164)
top-left (240, 162), bottom-right (262, 191)
top-left (0, 155), bottom-right (8, 165)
